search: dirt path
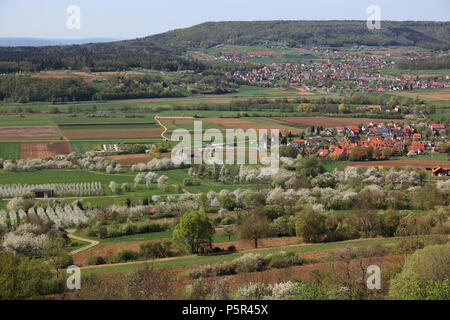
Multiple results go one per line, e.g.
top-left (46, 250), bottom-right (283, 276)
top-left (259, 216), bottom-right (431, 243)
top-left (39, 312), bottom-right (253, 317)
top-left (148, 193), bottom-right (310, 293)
top-left (67, 230), bottom-right (100, 255)
top-left (154, 115), bottom-right (169, 141)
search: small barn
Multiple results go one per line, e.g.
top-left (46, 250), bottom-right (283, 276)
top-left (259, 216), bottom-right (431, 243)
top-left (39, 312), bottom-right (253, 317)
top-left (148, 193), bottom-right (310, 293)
top-left (31, 188), bottom-right (55, 198)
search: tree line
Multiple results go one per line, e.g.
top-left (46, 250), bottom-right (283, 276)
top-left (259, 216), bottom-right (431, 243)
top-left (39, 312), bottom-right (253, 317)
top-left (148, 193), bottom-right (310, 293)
top-left (396, 54), bottom-right (450, 70)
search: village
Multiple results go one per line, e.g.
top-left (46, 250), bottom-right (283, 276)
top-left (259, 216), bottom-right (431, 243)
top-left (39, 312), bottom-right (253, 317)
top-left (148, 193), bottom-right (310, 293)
top-left (226, 48), bottom-right (450, 93)
top-left (287, 119), bottom-right (449, 175)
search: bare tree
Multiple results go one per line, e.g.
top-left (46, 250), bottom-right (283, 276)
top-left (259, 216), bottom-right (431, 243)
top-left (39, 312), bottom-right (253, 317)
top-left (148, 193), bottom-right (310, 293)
top-left (238, 208), bottom-right (272, 248)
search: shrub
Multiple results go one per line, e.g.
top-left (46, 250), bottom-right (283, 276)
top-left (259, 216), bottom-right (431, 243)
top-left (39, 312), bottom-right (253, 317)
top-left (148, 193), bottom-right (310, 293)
top-left (390, 235), bottom-right (448, 254)
top-left (234, 253), bottom-right (268, 273)
top-left (97, 226), bottom-right (108, 239)
top-left (86, 255), bottom-right (107, 266)
top-left (389, 244), bottom-right (450, 300)
top-left (237, 283), bottom-right (269, 300)
top-left (266, 251), bottom-right (306, 269)
top-left (111, 250), bottom-right (140, 263)
top-left (139, 240), bottom-right (173, 259)
top-left (221, 216), bottom-right (235, 225)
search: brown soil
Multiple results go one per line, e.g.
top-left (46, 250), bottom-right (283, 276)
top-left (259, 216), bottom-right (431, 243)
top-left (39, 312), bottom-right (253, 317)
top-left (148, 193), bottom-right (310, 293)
top-left (61, 128), bottom-right (162, 139)
top-left (0, 125), bottom-right (60, 139)
top-left (73, 240), bottom-right (150, 265)
top-left (347, 160), bottom-right (450, 169)
top-left (105, 154), bottom-right (151, 165)
top-left (21, 142), bottom-right (72, 159)
top-left (296, 88), bottom-right (314, 95)
top-left (214, 237), bottom-right (300, 251)
top-left (203, 118), bottom-right (301, 134)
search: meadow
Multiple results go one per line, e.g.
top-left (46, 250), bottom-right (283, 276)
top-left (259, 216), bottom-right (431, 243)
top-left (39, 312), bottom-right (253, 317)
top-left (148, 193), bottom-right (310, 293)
top-left (82, 237), bottom-right (396, 275)
top-left (0, 142), bottom-right (21, 159)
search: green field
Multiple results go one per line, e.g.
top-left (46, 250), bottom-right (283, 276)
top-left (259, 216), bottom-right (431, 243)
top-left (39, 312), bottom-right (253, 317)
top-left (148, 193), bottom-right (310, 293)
top-left (391, 153), bottom-right (448, 161)
top-left (0, 142), bottom-right (21, 159)
top-left (323, 161), bottom-right (349, 172)
top-left (75, 229), bottom-right (238, 244)
top-left (82, 237), bottom-right (395, 275)
top-left (0, 169), bottom-right (135, 185)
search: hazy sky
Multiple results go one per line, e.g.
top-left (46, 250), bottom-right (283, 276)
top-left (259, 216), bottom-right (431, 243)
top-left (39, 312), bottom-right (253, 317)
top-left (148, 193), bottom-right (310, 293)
top-left (0, 0), bottom-right (449, 39)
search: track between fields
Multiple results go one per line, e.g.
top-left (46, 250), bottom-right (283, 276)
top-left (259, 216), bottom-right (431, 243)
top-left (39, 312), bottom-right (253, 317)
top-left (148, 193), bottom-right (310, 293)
top-left (67, 230), bottom-right (100, 255)
top-left (154, 115), bottom-right (169, 141)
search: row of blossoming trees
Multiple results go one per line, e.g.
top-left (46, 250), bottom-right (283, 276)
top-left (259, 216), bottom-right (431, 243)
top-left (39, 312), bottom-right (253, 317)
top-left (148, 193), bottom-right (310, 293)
top-left (0, 182), bottom-right (103, 198)
top-left (0, 203), bottom-right (92, 230)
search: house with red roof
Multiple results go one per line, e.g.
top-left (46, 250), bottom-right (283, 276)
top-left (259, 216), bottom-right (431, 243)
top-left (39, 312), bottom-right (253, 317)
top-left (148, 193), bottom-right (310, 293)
top-left (409, 141), bottom-right (425, 154)
top-left (431, 123), bottom-right (446, 132)
top-left (432, 166), bottom-right (449, 177)
top-left (317, 149), bottom-right (330, 157)
top-left (347, 126), bottom-right (360, 135)
top-left (366, 105), bottom-right (382, 111)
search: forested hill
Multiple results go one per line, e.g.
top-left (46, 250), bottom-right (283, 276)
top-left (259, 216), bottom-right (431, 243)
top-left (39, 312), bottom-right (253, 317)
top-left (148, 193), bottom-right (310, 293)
top-left (132, 20), bottom-right (450, 53)
top-left (0, 20), bottom-right (448, 73)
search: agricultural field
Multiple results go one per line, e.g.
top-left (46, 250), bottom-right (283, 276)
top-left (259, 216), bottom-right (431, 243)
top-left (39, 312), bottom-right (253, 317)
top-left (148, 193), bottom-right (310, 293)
top-left (275, 117), bottom-right (407, 127)
top-left (21, 142), bottom-right (72, 159)
top-left (0, 125), bottom-right (61, 139)
top-left (0, 142), bottom-right (21, 159)
top-left (202, 117), bottom-right (302, 134)
top-left (347, 159), bottom-right (450, 169)
top-left (390, 88), bottom-right (450, 102)
top-left (0, 12), bottom-right (449, 305)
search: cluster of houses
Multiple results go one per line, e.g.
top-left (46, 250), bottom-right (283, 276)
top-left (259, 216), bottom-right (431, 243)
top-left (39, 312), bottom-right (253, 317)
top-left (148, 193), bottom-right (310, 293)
top-left (288, 120), bottom-right (448, 160)
top-left (95, 143), bottom-right (153, 154)
top-left (215, 50), bottom-right (276, 63)
top-left (226, 48), bottom-right (449, 93)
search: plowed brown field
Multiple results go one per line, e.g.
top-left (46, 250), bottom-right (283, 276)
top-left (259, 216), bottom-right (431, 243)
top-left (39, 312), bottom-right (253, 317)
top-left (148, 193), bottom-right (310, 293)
top-left (0, 125), bottom-right (60, 139)
top-left (21, 142), bottom-right (72, 159)
top-left (347, 160), bottom-right (450, 169)
top-left (106, 154), bottom-right (151, 165)
top-left (203, 118), bottom-right (301, 134)
top-left (62, 128), bottom-right (162, 139)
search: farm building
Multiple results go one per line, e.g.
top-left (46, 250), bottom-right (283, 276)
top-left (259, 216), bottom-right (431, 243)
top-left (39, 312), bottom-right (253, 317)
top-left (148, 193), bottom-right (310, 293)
top-left (31, 188), bottom-right (55, 198)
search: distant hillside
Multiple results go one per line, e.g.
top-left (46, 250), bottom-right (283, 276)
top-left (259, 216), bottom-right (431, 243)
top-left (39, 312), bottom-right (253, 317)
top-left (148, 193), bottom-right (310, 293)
top-left (0, 21), bottom-right (448, 73)
top-left (0, 37), bottom-right (121, 47)
top-left (131, 20), bottom-right (450, 53)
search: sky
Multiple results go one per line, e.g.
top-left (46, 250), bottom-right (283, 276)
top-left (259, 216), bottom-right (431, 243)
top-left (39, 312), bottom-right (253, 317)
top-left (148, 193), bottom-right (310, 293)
top-left (0, 0), bottom-right (449, 39)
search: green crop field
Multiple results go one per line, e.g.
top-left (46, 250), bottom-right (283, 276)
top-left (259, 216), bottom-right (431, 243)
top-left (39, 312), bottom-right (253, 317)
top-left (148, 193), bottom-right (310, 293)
top-left (0, 169), bottom-right (135, 185)
top-left (82, 237), bottom-right (395, 275)
top-left (0, 142), bottom-right (21, 159)
top-left (391, 153), bottom-right (449, 161)
top-left (75, 229), bottom-right (238, 244)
